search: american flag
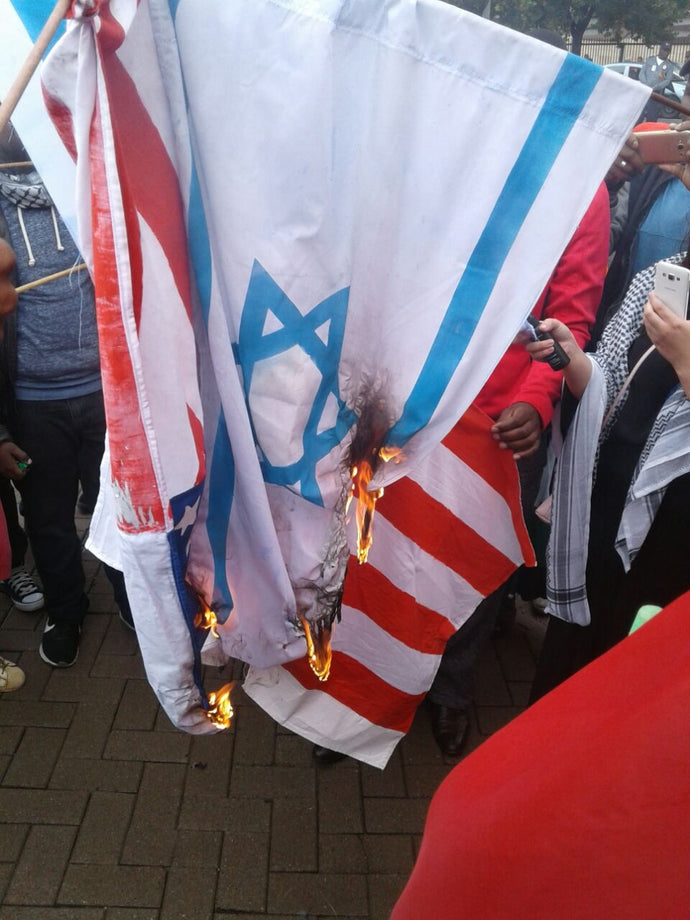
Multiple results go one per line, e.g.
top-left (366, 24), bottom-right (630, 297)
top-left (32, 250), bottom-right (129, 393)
top-left (1, 0), bottom-right (647, 763)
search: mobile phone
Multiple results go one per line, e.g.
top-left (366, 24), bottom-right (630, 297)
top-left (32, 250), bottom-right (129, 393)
top-left (653, 260), bottom-right (690, 319)
top-left (526, 315), bottom-right (570, 371)
top-left (635, 130), bottom-right (690, 165)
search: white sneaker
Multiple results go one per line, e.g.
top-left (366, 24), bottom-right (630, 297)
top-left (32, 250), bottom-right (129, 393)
top-left (0, 656), bottom-right (25, 692)
top-left (0, 566), bottom-right (44, 612)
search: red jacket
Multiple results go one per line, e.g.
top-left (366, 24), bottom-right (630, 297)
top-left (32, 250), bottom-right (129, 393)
top-left (474, 182), bottom-right (610, 428)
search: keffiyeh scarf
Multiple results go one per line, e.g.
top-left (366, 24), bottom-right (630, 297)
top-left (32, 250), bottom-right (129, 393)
top-left (546, 255), bottom-right (690, 625)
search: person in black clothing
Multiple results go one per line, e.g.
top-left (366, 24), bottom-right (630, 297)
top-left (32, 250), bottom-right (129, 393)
top-left (529, 242), bottom-right (690, 702)
top-left (0, 122), bottom-right (133, 669)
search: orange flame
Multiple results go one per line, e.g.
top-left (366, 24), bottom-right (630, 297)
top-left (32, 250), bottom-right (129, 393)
top-left (378, 445), bottom-right (403, 464)
top-left (349, 445), bottom-right (402, 565)
top-left (206, 682), bottom-right (234, 728)
top-left (194, 601), bottom-right (219, 638)
top-left (350, 458), bottom-right (383, 564)
top-left (300, 615), bottom-right (332, 681)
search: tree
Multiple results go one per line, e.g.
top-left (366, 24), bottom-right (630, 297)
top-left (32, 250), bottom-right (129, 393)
top-left (452, 0), bottom-right (690, 55)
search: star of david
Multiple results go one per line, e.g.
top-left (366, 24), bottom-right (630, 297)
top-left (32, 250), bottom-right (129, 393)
top-left (237, 260), bottom-right (356, 506)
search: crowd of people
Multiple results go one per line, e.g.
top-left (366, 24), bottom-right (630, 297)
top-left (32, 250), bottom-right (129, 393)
top-left (426, 110), bottom-right (690, 756)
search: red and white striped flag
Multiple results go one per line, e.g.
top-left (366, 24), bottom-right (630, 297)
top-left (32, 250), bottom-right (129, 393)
top-left (245, 404), bottom-right (535, 766)
top-left (2, 0), bottom-right (647, 764)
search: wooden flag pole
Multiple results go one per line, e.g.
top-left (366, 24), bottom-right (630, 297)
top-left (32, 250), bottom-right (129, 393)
top-left (0, 161), bottom-right (33, 170)
top-left (0, 0), bottom-right (72, 134)
top-left (650, 91), bottom-right (690, 119)
top-left (15, 262), bottom-right (88, 294)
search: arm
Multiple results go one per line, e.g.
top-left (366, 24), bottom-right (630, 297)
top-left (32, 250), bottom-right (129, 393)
top-left (652, 69), bottom-right (675, 93)
top-left (0, 239), bottom-right (17, 334)
top-left (501, 184), bottom-right (609, 423)
top-left (0, 239), bottom-right (19, 472)
top-left (491, 185), bottom-right (609, 458)
top-left (0, 440), bottom-right (30, 481)
top-left (526, 318), bottom-right (592, 399)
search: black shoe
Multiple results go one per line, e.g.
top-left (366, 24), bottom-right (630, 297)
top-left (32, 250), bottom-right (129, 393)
top-left (312, 745), bottom-right (347, 765)
top-left (39, 618), bottom-right (81, 668)
top-left (0, 566), bottom-right (44, 612)
top-left (429, 703), bottom-right (470, 758)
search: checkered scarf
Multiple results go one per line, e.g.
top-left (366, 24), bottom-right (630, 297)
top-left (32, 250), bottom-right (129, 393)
top-left (546, 254), bottom-right (690, 625)
top-left (0, 169), bottom-right (53, 209)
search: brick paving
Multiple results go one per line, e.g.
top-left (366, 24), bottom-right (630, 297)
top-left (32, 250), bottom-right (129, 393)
top-left (0, 510), bottom-right (547, 919)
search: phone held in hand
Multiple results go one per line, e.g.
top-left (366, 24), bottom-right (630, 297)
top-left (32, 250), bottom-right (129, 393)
top-left (635, 130), bottom-right (690, 165)
top-left (653, 261), bottom-right (690, 319)
top-left (526, 315), bottom-right (570, 371)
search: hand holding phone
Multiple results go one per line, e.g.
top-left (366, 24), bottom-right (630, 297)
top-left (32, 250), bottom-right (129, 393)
top-left (526, 315), bottom-right (570, 370)
top-left (635, 130), bottom-right (690, 165)
top-left (653, 261), bottom-right (690, 319)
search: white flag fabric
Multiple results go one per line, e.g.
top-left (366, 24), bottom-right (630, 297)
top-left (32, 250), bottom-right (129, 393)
top-left (1, 0), bottom-right (647, 761)
top-left (0, 0), bottom-right (76, 233)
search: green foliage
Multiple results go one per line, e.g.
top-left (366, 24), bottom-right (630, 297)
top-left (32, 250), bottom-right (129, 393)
top-left (449, 0), bottom-right (690, 53)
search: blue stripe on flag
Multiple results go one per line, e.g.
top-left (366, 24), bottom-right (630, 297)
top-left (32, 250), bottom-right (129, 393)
top-left (188, 165), bottom-right (213, 323)
top-left (166, 490), bottom-right (207, 699)
top-left (206, 412), bottom-right (235, 619)
top-left (386, 54), bottom-right (601, 448)
top-left (10, 0), bottom-right (66, 48)
top-left (187, 159), bottom-right (235, 618)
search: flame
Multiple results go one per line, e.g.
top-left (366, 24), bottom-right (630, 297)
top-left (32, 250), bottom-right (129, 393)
top-left (194, 601), bottom-right (219, 638)
top-left (378, 445), bottom-right (403, 464)
top-left (206, 683), bottom-right (234, 728)
top-left (350, 457), bottom-right (383, 564)
top-left (300, 615), bottom-right (332, 681)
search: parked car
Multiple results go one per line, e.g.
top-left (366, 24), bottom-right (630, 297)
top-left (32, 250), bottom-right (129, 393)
top-left (604, 60), bottom-right (686, 120)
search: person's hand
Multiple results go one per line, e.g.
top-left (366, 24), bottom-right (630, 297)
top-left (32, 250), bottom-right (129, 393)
top-left (525, 317), bottom-right (592, 399)
top-left (0, 441), bottom-right (30, 481)
top-left (491, 402), bottom-right (542, 460)
top-left (644, 292), bottom-right (690, 396)
top-left (606, 133), bottom-right (644, 184)
top-left (0, 239), bottom-right (17, 338)
top-left (525, 317), bottom-right (578, 364)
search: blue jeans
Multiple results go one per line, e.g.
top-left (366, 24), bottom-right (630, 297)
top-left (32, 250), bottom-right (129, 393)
top-left (14, 390), bottom-right (106, 625)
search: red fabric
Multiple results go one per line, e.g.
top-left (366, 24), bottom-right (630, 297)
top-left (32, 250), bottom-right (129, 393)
top-left (392, 592), bottom-right (690, 920)
top-left (633, 122), bottom-right (671, 132)
top-left (0, 500), bottom-right (10, 581)
top-left (475, 182), bottom-right (610, 427)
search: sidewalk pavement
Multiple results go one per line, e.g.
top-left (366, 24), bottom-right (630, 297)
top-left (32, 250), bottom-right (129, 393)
top-left (0, 510), bottom-right (547, 920)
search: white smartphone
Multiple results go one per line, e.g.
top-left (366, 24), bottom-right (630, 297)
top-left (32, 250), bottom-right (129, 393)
top-left (653, 261), bottom-right (690, 319)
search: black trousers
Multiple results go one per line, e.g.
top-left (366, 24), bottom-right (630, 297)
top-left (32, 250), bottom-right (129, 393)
top-left (14, 390), bottom-right (106, 625)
